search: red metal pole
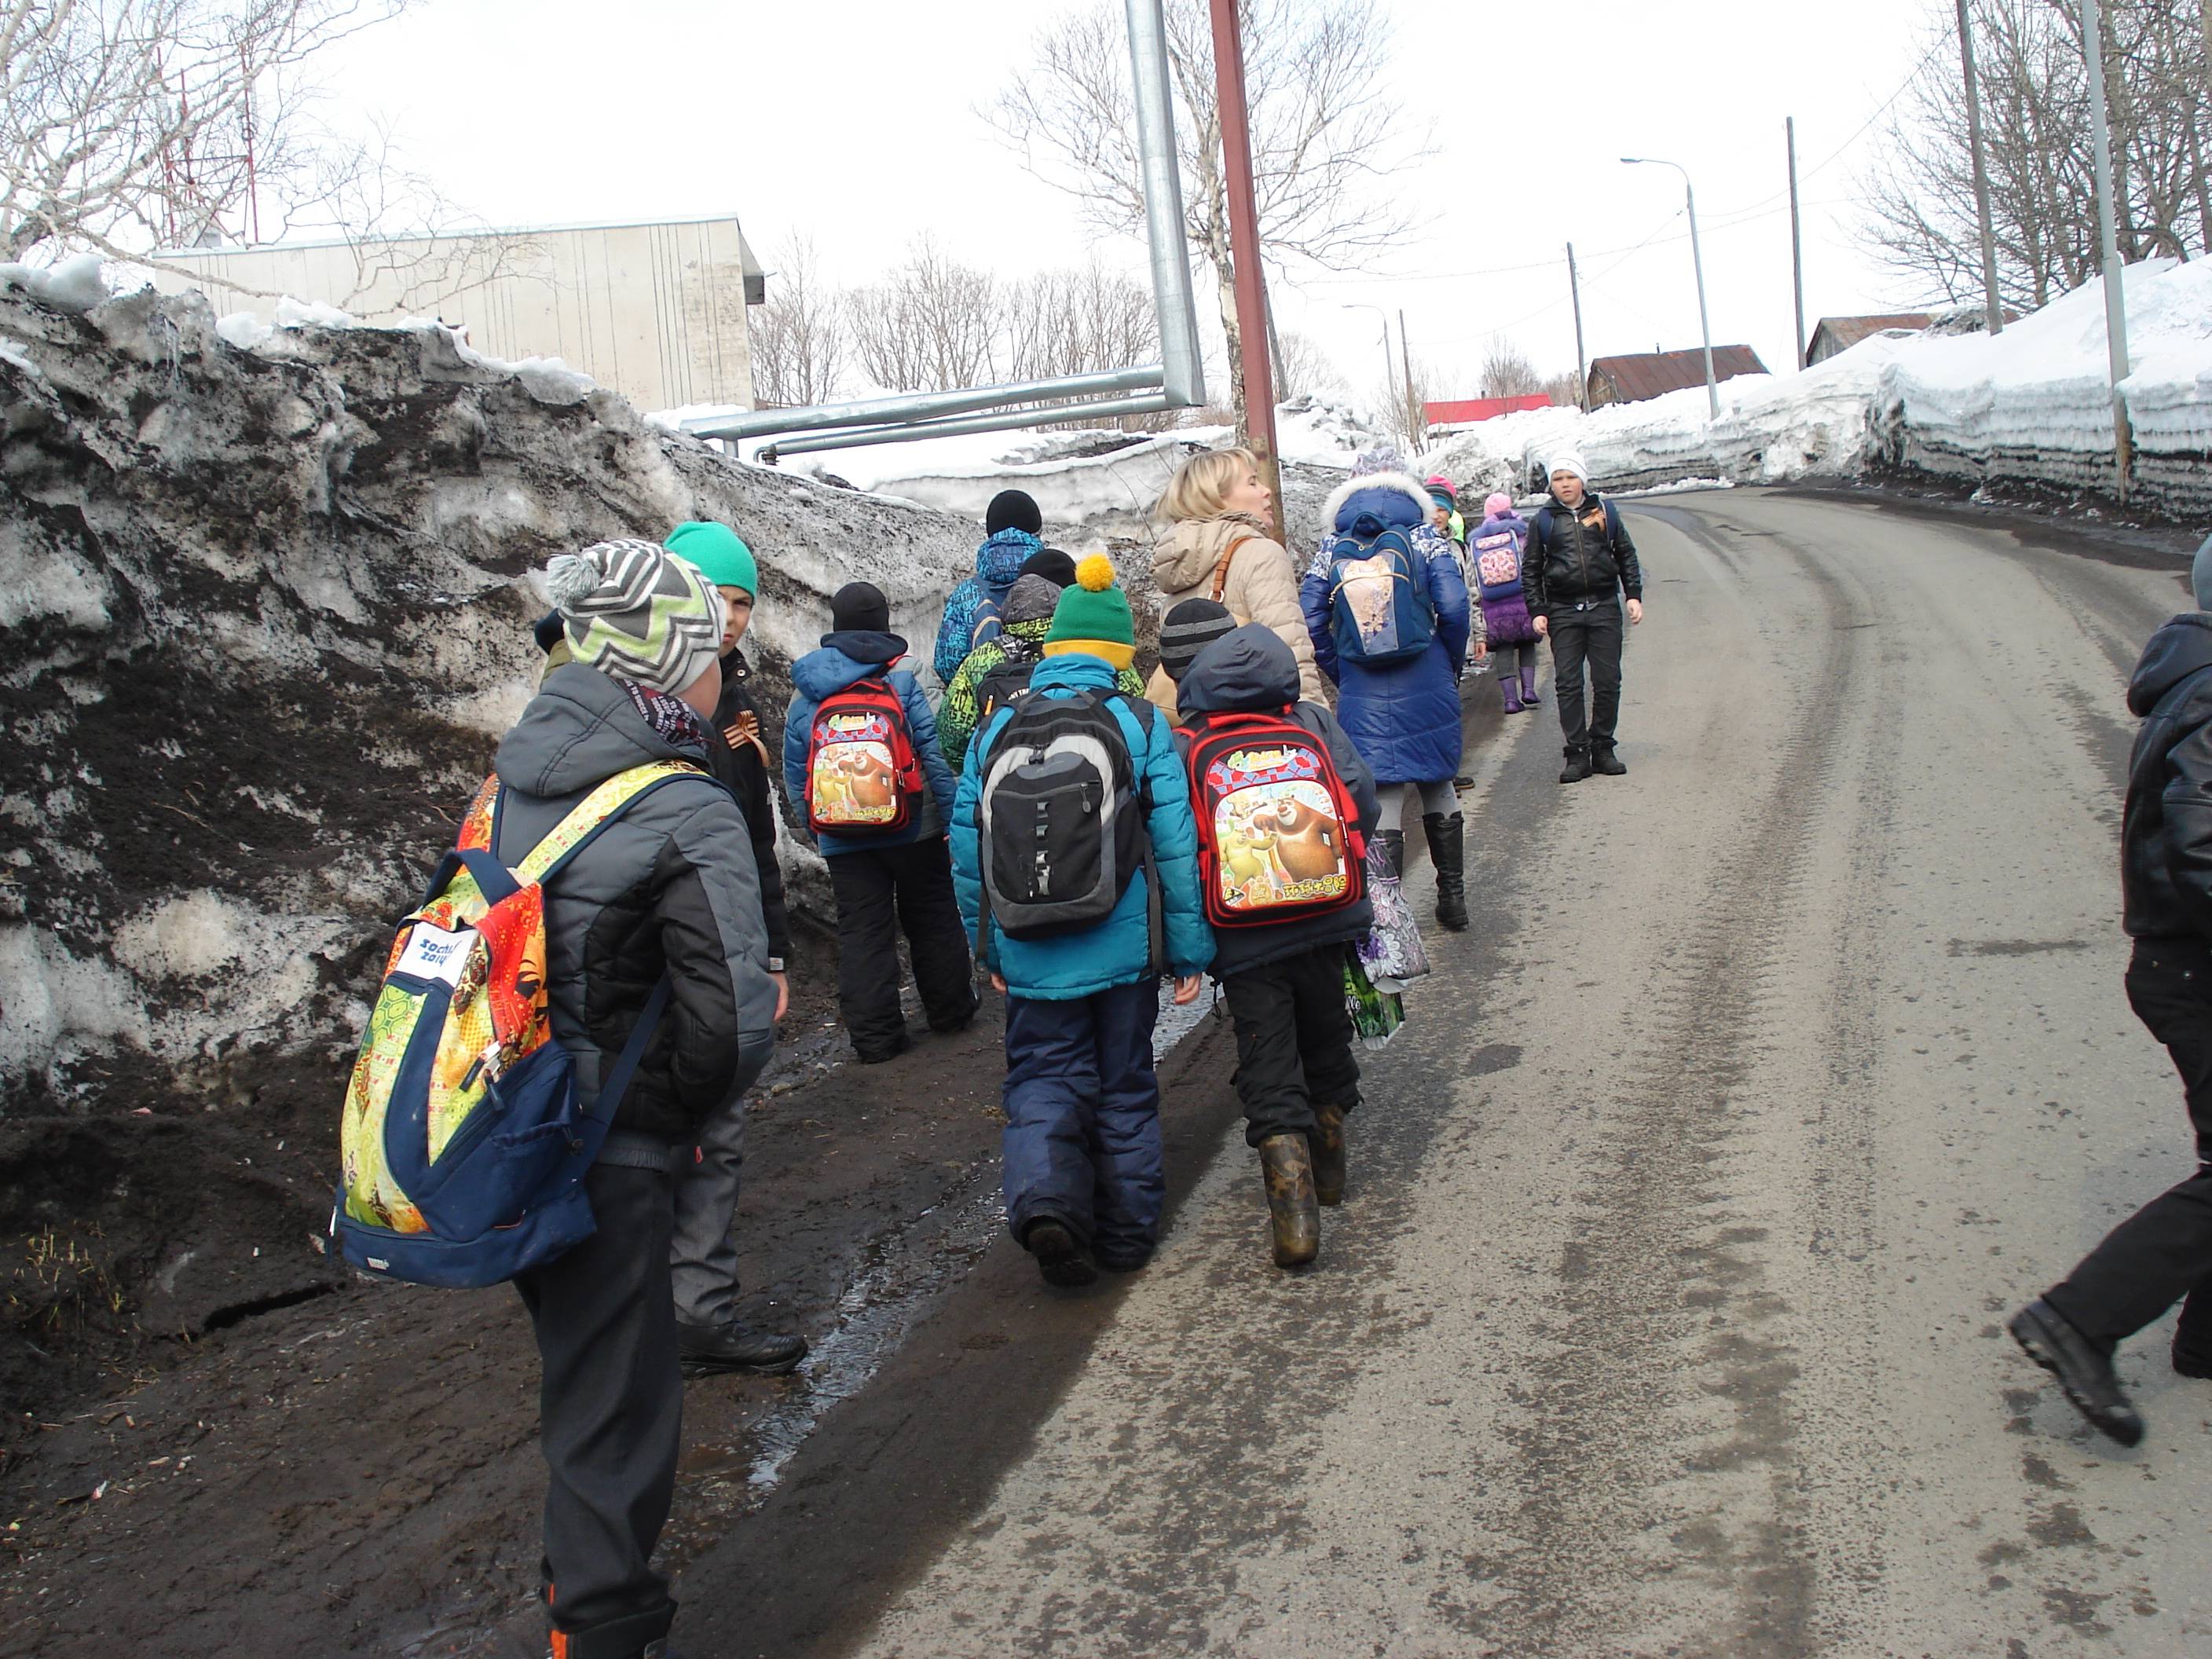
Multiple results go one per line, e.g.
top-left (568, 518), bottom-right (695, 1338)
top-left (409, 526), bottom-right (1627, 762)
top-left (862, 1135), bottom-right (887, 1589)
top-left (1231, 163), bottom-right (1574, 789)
top-left (1207, 0), bottom-right (1283, 543)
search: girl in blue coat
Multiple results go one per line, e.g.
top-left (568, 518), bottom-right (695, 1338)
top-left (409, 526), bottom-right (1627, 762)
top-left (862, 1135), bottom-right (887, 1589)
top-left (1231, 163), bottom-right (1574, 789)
top-left (951, 558), bottom-right (1212, 1287)
top-left (1301, 452), bottom-right (1478, 931)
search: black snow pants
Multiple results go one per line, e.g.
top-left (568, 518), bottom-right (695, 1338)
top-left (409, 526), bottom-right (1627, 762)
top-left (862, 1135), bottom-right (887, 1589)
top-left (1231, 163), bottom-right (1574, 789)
top-left (2046, 938), bottom-right (2212, 1346)
top-left (826, 836), bottom-right (978, 1060)
top-left (1221, 943), bottom-right (1362, 1148)
top-left (1548, 599), bottom-right (1625, 756)
top-left (515, 1155), bottom-right (682, 1659)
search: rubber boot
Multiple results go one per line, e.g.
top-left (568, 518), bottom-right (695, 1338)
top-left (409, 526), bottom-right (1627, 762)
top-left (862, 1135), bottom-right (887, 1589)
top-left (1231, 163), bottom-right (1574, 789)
top-left (2174, 1284), bottom-right (2212, 1379)
top-left (1258, 1133), bottom-right (1320, 1268)
top-left (1499, 674), bottom-right (1524, 715)
top-left (1375, 828), bottom-right (1405, 881)
top-left (1309, 1101), bottom-right (1349, 1206)
top-left (1423, 811), bottom-right (1468, 931)
top-left (1520, 662), bottom-right (1541, 706)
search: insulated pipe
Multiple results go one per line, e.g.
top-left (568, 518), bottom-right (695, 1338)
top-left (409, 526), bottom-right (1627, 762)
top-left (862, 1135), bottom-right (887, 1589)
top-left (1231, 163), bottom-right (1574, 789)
top-left (1127, 0), bottom-right (1206, 410)
top-left (765, 394), bottom-right (1181, 458)
top-left (687, 365), bottom-right (1163, 442)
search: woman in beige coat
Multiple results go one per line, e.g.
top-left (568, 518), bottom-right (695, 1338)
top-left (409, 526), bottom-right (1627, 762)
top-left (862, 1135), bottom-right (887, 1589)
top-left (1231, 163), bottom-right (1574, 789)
top-left (1150, 448), bottom-right (1329, 709)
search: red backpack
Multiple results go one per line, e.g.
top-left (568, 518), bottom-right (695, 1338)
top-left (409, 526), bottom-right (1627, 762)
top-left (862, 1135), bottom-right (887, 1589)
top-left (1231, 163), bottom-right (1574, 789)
top-left (1184, 709), bottom-right (1366, 928)
top-left (804, 678), bottom-right (925, 835)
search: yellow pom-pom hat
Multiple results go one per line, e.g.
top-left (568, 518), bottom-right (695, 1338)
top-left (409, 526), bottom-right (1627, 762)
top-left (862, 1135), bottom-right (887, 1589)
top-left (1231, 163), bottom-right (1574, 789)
top-left (1042, 553), bottom-right (1137, 670)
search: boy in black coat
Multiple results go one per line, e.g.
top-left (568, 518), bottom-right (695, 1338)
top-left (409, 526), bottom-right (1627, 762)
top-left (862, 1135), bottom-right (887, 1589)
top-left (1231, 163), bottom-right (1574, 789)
top-left (1172, 614), bottom-right (1380, 1269)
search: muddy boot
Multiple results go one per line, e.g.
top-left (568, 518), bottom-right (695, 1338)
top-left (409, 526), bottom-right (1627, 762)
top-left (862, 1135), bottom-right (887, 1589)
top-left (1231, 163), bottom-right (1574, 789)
top-left (1258, 1133), bottom-right (1320, 1268)
top-left (2174, 1284), bottom-right (2212, 1379)
top-left (1022, 1218), bottom-right (1098, 1288)
top-left (1375, 828), bottom-right (1405, 881)
top-left (1500, 675), bottom-right (1523, 715)
top-left (1423, 811), bottom-right (1468, 932)
top-left (1520, 662), bottom-right (1541, 706)
top-left (1309, 1101), bottom-right (1348, 1207)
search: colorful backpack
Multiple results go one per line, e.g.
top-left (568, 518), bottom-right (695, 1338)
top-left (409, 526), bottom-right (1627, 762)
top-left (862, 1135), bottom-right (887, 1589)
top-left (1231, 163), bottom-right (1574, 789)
top-left (1323, 521), bottom-right (1437, 667)
top-left (1184, 709), bottom-right (1366, 928)
top-left (976, 688), bottom-right (1153, 941)
top-left (804, 677), bottom-right (925, 835)
top-left (1471, 522), bottom-right (1526, 602)
top-left (333, 763), bottom-right (704, 1288)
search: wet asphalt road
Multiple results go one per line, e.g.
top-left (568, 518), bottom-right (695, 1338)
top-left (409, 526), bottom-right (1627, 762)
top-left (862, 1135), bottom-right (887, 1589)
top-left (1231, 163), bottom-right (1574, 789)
top-left (681, 488), bottom-right (2212, 1657)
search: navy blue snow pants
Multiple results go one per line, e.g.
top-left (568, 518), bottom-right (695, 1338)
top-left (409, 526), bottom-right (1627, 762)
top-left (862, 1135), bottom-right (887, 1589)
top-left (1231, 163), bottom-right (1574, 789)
top-left (1001, 979), bottom-right (1164, 1269)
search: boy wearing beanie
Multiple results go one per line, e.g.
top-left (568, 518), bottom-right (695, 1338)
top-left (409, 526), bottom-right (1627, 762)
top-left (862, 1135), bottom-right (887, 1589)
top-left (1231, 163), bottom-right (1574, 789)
top-left (937, 558), bottom-right (1148, 772)
top-left (658, 522), bottom-right (807, 1380)
top-left (1526, 451), bottom-right (1643, 782)
top-left (951, 556), bottom-right (1213, 1287)
top-left (785, 581), bottom-right (978, 1063)
top-left (934, 488), bottom-right (1046, 687)
top-left (512, 538), bottom-right (780, 1659)
top-left (1145, 595), bottom-right (1238, 725)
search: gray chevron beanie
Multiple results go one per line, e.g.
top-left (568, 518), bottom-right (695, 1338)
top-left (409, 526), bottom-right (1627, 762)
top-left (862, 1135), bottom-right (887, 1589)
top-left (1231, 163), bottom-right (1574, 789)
top-left (545, 537), bottom-right (722, 695)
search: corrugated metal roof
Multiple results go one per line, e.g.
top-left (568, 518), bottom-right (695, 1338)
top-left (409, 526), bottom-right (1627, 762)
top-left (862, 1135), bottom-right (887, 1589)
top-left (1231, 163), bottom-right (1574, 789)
top-left (1588, 345), bottom-right (1769, 405)
top-left (1805, 313), bottom-right (1934, 359)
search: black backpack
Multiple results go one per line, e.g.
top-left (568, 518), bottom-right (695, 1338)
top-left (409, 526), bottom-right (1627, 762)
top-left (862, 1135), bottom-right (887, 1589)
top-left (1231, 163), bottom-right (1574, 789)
top-left (975, 657), bottom-right (1038, 740)
top-left (976, 688), bottom-right (1154, 942)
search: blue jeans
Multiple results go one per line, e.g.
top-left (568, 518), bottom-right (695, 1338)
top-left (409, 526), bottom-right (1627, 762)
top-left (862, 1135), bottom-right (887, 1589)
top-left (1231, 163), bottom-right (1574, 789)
top-left (1001, 979), bottom-right (1164, 1267)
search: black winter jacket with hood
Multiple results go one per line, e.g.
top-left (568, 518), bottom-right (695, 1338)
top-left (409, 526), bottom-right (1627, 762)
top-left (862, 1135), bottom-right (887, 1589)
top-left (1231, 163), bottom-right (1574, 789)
top-left (493, 664), bottom-right (779, 1145)
top-left (1175, 624), bottom-right (1381, 980)
top-left (1524, 492), bottom-right (1643, 613)
top-left (2123, 613), bottom-right (2212, 942)
top-left (708, 647), bottom-right (792, 966)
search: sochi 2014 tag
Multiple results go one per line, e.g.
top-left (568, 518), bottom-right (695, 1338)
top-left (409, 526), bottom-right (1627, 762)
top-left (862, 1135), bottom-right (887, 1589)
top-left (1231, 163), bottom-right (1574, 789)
top-left (394, 922), bottom-right (477, 987)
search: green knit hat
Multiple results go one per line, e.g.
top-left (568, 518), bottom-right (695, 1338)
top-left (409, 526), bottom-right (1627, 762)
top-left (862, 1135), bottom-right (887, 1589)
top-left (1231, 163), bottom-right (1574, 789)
top-left (1042, 553), bottom-right (1136, 671)
top-left (664, 520), bottom-right (758, 597)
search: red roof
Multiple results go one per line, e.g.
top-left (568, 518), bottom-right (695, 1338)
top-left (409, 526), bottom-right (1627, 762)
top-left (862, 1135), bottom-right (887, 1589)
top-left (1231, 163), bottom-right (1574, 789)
top-left (1423, 394), bottom-right (1553, 425)
top-left (1588, 345), bottom-right (1769, 404)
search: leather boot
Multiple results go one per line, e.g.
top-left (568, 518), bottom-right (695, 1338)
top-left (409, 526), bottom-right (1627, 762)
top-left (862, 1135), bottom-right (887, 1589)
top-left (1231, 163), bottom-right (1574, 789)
top-left (1375, 828), bottom-right (1405, 881)
top-left (1309, 1101), bottom-right (1348, 1206)
top-left (1560, 745), bottom-right (1591, 785)
top-left (2174, 1284), bottom-right (2212, 1379)
top-left (2010, 1298), bottom-right (2144, 1446)
top-left (1423, 811), bottom-right (1469, 932)
top-left (1258, 1133), bottom-right (1320, 1268)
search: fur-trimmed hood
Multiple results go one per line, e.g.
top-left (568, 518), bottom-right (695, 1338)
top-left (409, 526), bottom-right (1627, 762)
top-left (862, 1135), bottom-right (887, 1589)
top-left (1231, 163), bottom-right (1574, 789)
top-left (1321, 470), bottom-right (1434, 533)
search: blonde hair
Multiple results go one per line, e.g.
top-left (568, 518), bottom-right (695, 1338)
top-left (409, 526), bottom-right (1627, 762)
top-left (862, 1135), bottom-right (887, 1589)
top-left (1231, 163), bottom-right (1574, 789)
top-left (1154, 447), bottom-right (1258, 526)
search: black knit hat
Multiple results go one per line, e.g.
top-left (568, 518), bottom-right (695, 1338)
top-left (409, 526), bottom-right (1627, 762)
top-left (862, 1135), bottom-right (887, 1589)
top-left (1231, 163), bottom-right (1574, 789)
top-left (1018, 547), bottom-right (1078, 588)
top-left (1159, 598), bottom-right (1236, 683)
top-left (985, 489), bottom-right (1043, 537)
top-left (830, 580), bottom-right (890, 634)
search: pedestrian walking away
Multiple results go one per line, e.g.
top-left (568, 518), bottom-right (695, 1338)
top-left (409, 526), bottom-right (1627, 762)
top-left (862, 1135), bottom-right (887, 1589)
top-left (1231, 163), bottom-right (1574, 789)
top-left (1174, 621), bottom-right (1380, 1268)
top-left (1151, 447), bottom-right (1330, 706)
top-left (1145, 596), bottom-right (1239, 727)
top-left (951, 557), bottom-right (1212, 1288)
top-left (786, 580), bottom-right (979, 1064)
top-left (512, 537), bottom-right (780, 1659)
top-left (2012, 535), bottom-right (2212, 1448)
top-left (657, 520), bottom-right (807, 1380)
top-left (933, 489), bottom-right (1045, 688)
top-left (1525, 450), bottom-right (1644, 782)
top-left (1470, 491), bottom-right (1542, 715)
top-left (1300, 449), bottom-right (1477, 932)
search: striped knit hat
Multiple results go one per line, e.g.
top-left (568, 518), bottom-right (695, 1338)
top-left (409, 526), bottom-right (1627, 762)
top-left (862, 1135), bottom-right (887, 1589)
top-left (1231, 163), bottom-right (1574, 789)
top-left (544, 537), bottom-right (722, 695)
top-left (1158, 598), bottom-right (1236, 682)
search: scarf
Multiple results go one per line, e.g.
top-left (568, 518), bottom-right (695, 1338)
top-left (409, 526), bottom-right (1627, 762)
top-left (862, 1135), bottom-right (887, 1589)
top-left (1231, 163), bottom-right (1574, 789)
top-left (624, 679), bottom-right (709, 751)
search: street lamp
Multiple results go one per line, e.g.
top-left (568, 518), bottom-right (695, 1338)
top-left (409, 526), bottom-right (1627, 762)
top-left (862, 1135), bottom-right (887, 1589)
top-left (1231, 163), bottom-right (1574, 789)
top-left (1621, 156), bottom-right (1719, 421)
top-left (1339, 301), bottom-right (1404, 441)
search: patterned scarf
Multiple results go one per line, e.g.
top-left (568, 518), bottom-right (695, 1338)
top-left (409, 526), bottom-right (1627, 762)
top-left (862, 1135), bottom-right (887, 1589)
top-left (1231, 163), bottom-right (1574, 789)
top-left (623, 679), bottom-right (709, 750)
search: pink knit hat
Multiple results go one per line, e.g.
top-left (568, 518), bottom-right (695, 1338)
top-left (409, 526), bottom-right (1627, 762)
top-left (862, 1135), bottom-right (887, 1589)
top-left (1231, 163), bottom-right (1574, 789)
top-left (1484, 492), bottom-right (1513, 518)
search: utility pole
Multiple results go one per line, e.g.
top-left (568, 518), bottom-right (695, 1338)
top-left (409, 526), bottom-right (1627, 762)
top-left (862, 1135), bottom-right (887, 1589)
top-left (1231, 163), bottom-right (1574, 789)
top-left (2082, 0), bottom-right (2133, 501)
top-left (1397, 307), bottom-right (1419, 450)
top-left (1566, 242), bottom-right (1588, 408)
top-left (1954, 0), bottom-right (2005, 335)
top-left (1206, 0), bottom-right (1282, 538)
top-left (1623, 156), bottom-right (1718, 419)
top-left (1786, 118), bottom-right (1807, 368)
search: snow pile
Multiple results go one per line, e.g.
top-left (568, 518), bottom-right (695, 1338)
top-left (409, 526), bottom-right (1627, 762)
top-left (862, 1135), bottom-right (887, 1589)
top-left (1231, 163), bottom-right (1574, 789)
top-left (0, 254), bottom-right (115, 316)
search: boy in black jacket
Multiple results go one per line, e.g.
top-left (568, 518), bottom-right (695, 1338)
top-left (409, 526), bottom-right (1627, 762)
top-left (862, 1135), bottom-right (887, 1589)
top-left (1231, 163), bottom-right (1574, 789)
top-left (1172, 614), bottom-right (1380, 1269)
top-left (1525, 449), bottom-right (1645, 782)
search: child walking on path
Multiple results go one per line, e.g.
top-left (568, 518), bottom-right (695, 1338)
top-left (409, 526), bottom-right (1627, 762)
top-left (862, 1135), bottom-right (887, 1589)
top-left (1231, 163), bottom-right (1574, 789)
top-left (1469, 493), bottom-right (1542, 715)
top-left (786, 581), bottom-right (978, 1064)
top-left (951, 558), bottom-right (1211, 1287)
top-left (934, 489), bottom-right (1046, 687)
top-left (1173, 621), bottom-right (1379, 1269)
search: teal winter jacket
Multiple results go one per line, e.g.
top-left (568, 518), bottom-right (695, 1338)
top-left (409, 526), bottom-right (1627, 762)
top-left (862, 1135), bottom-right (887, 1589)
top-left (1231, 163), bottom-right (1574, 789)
top-left (951, 654), bottom-right (1213, 998)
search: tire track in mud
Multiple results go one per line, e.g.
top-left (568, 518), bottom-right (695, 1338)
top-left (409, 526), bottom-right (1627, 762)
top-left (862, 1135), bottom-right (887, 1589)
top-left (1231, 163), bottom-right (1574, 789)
top-left (1472, 507), bottom-right (1886, 1657)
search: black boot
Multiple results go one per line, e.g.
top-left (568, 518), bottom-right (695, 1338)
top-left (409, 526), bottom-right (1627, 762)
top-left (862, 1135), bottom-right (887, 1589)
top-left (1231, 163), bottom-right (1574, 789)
top-left (1375, 828), bottom-right (1405, 880)
top-left (2010, 1298), bottom-right (2144, 1446)
top-left (677, 1320), bottom-right (808, 1377)
top-left (1591, 744), bottom-right (1627, 776)
top-left (2174, 1284), bottom-right (2212, 1379)
top-left (1309, 1101), bottom-right (1348, 1206)
top-left (1258, 1133), bottom-right (1320, 1268)
top-left (1022, 1218), bottom-right (1098, 1287)
top-left (1560, 745), bottom-right (1591, 785)
top-left (1422, 811), bottom-right (1469, 931)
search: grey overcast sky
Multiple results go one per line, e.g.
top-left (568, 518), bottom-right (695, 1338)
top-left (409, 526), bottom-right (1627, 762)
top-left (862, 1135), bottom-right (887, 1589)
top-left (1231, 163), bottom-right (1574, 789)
top-left (320, 0), bottom-right (1952, 400)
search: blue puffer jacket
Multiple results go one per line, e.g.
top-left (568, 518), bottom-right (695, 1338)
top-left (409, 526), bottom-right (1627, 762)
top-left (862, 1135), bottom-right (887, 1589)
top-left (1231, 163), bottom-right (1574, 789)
top-left (783, 630), bottom-right (959, 855)
top-left (1300, 471), bottom-right (1472, 785)
top-left (951, 654), bottom-right (1213, 998)
top-left (934, 528), bottom-right (1042, 684)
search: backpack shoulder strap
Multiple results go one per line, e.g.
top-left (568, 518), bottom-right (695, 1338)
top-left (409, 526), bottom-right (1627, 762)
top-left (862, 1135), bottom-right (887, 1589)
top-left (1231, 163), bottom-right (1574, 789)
top-left (1532, 505), bottom-right (1555, 543)
top-left (1602, 498), bottom-right (1625, 543)
top-left (516, 760), bottom-right (713, 888)
top-left (1210, 533), bottom-right (1259, 603)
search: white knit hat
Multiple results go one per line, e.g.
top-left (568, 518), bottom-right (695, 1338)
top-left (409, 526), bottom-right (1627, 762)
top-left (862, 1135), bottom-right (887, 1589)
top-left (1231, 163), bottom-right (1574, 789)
top-left (1547, 450), bottom-right (1590, 485)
